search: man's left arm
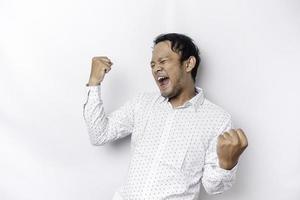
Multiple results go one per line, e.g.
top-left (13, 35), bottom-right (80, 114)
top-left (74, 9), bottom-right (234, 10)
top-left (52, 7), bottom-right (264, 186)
top-left (201, 118), bottom-right (248, 195)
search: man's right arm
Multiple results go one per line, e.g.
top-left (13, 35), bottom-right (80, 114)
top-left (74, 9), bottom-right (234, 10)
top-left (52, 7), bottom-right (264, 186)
top-left (83, 56), bottom-right (139, 145)
top-left (83, 84), bottom-right (141, 146)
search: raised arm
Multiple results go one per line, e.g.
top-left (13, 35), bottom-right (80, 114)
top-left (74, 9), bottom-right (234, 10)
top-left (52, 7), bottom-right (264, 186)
top-left (83, 56), bottom-right (140, 146)
top-left (202, 119), bottom-right (248, 195)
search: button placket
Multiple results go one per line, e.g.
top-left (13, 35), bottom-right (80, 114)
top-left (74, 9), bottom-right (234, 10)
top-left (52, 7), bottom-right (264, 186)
top-left (142, 108), bottom-right (177, 198)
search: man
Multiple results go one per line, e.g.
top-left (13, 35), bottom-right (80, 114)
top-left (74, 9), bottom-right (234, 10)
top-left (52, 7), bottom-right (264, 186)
top-left (83, 33), bottom-right (248, 199)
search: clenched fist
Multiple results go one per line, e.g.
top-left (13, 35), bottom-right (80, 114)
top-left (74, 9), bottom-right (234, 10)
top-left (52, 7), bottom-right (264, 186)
top-left (88, 56), bottom-right (113, 86)
top-left (217, 128), bottom-right (248, 170)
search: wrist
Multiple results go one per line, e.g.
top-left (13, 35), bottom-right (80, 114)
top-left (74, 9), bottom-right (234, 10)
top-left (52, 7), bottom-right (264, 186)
top-left (219, 160), bottom-right (238, 170)
top-left (88, 78), bottom-right (101, 86)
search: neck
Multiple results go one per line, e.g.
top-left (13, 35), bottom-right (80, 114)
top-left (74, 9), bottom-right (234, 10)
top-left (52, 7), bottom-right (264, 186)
top-left (169, 81), bottom-right (196, 108)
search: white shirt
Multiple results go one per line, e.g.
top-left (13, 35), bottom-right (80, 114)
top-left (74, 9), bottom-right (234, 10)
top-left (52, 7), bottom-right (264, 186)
top-left (83, 85), bottom-right (238, 200)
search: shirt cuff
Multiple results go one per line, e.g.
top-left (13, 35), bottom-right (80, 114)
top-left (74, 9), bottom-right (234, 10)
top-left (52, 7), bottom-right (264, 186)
top-left (85, 84), bottom-right (102, 102)
top-left (215, 162), bottom-right (238, 181)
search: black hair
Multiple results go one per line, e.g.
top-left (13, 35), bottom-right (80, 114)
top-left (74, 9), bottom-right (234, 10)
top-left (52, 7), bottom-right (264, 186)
top-left (153, 33), bottom-right (201, 82)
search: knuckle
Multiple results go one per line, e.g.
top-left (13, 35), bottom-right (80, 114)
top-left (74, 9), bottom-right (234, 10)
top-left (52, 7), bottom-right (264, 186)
top-left (229, 128), bottom-right (235, 132)
top-left (233, 141), bottom-right (239, 146)
top-left (237, 128), bottom-right (243, 132)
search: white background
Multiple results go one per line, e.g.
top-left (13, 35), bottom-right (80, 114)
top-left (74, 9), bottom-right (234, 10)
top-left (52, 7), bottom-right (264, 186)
top-left (1, 0), bottom-right (299, 199)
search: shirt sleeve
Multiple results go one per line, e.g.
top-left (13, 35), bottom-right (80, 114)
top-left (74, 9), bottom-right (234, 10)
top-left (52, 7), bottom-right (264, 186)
top-left (82, 84), bottom-right (142, 146)
top-left (201, 117), bottom-right (238, 195)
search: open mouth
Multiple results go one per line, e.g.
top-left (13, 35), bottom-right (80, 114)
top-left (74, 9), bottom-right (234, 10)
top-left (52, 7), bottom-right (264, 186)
top-left (157, 76), bottom-right (170, 89)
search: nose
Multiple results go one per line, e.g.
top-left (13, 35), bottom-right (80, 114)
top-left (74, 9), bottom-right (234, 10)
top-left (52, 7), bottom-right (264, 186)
top-left (153, 64), bottom-right (162, 73)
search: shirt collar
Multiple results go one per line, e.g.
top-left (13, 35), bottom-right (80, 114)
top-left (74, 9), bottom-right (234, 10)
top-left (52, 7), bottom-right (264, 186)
top-left (158, 86), bottom-right (205, 111)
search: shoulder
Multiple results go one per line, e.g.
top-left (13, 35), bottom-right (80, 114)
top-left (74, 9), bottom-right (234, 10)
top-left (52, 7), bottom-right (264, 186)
top-left (198, 97), bottom-right (233, 139)
top-left (202, 98), bottom-right (231, 118)
top-left (200, 98), bottom-right (232, 128)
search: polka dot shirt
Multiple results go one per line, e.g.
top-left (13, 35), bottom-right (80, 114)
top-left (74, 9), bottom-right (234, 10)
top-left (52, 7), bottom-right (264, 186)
top-left (83, 85), bottom-right (238, 200)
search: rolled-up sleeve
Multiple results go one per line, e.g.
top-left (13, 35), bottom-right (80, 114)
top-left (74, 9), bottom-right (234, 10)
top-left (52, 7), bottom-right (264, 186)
top-left (201, 118), bottom-right (238, 195)
top-left (83, 84), bottom-right (142, 146)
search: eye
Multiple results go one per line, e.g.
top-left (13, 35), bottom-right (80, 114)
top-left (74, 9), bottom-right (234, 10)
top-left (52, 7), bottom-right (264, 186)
top-left (160, 59), bottom-right (167, 64)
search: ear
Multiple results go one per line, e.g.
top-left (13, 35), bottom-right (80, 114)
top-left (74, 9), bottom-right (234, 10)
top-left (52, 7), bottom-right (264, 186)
top-left (184, 56), bottom-right (196, 73)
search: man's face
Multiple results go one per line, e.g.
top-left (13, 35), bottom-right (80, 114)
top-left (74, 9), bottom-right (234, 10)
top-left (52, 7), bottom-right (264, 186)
top-left (150, 41), bottom-right (186, 98)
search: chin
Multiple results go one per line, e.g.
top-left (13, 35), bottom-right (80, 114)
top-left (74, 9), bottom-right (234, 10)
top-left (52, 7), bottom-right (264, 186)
top-left (160, 92), bottom-right (169, 98)
top-left (157, 82), bottom-right (177, 98)
top-left (160, 89), bottom-right (175, 99)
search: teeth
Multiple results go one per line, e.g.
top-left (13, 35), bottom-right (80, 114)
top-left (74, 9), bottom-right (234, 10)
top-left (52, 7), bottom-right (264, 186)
top-left (157, 76), bottom-right (166, 81)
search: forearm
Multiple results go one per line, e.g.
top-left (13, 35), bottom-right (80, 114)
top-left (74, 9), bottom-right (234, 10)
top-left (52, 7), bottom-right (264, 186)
top-left (202, 162), bottom-right (238, 195)
top-left (83, 85), bottom-right (110, 145)
top-left (83, 83), bottom-right (139, 146)
top-left (202, 118), bottom-right (238, 194)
